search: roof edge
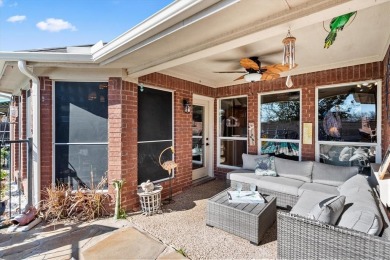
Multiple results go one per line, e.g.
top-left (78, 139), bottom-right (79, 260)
top-left (91, 0), bottom-right (206, 62)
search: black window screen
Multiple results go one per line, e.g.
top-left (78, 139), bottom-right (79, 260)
top-left (55, 82), bottom-right (108, 189)
top-left (55, 82), bottom-right (108, 143)
top-left (138, 87), bottom-right (173, 184)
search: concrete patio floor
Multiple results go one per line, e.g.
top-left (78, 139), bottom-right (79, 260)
top-left (0, 217), bottom-right (186, 260)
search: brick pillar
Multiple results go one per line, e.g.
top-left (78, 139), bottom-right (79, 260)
top-left (40, 77), bottom-right (52, 192)
top-left (170, 89), bottom-right (193, 198)
top-left (301, 84), bottom-right (316, 161)
top-left (108, 78), bottom-right (138, 211)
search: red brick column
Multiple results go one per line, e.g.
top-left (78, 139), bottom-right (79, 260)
top-left (39, 77), bottom-right (52, 192)
top-left (108, 78), bottom-right (139, 211)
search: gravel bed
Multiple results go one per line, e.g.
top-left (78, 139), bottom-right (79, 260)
top-left (130, 179), bottom-right (277, 259)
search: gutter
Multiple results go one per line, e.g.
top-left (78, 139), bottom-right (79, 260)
top-left (17, 60), bottom-right (40, 207)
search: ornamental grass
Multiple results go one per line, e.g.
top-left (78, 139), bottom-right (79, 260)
top-left (39, 177), bottom-right (109, 223)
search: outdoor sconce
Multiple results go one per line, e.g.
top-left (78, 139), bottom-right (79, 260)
top-left (183, 99), bottom-right (191, 114)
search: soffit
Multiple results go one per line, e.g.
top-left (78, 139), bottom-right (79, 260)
top-left (105, 0), bottom-right (390, 87)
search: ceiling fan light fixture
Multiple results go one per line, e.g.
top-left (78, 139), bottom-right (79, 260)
top-left (244, 73), bottom-right (261, 82)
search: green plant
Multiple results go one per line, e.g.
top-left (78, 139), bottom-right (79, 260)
top-left (176, 248), bottom-right (188, 257)
top-left (0, 170), bottom-right (8, 199)
top-left (0, 169), bottom-right (7, 180)
top-left (112, 179), bottom-right (126, 219)
top-left (1, 147), bottom-right (9, 167)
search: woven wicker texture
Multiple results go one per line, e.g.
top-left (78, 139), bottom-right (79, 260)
top-left (277, 211), bottom-right (390, 259)
top-left (206, 188), bottom-right (276, 245)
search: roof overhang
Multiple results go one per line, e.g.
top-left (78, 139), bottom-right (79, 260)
top-left (1, 0), bottom-right (390, 91)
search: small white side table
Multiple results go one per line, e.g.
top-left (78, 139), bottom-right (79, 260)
top-left (137, 185), bottom-right (163, 216)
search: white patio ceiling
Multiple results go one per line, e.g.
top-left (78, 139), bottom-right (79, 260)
top-left (112, 0), bottom-right (390, 87)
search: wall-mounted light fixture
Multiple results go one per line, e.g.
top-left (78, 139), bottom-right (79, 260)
top-left (183, 99), bottom-right (191, 114)
top-left (139, 83), bottom-right (144, 92)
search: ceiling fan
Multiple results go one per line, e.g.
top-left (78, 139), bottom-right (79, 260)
top-left (215, 57), bottom-right (291, 82)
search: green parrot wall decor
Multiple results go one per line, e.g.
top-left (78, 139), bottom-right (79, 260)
top-left (324, 11), bottom-right (357, 49)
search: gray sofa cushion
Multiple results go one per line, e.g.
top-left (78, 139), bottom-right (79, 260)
top-left (242, 153), bottom-right (269, 171)
top-left (228, 171), bottom-right (263, 184)
top-left (256, 176), bottom-right (304, 196)
top-left (338, 174), bottom-right (370, 196)
top-left (312, 162), bottom-right (358, 187)
top-left (308, 195), bottom-right (346, 225)
top-left (291, 190), bottom-right (333, 217)
top-left (337, 191), bottom-right (383, 235)
top-left (227, 169), bottom-right (254, 180)
top-left (275, 157), bottom-right (313, 182)
top-left (298, 183), bottom-right (339, 196)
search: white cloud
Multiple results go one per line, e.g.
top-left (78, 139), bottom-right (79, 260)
top-left (36, 18), bottom-right (77, 32)
top-left (7, 15), bottom-right (26, 23)
top-left (0, 0), bottom-right (3, 7)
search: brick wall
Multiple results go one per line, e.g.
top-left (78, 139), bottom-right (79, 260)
top-left (107, 78), bottom-right (139, 211)
top-left (214, 62), bottom-right (384, 176)
top-left (39, 77), bottom-right (52, 193)
top-left (32, 58), bottom-right (388, 211)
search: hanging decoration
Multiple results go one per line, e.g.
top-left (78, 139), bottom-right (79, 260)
top-left (324, 11), bottom-right (357, 49)
top-left (282, 30), bottom-right (296, 70)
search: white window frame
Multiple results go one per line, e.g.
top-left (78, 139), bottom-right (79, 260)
top-left (315, 80), bottom-right (382, 163)
top-left (258, 89), bottom-right (302, 160)
top-left (217, 95), bottom-right (248, 169)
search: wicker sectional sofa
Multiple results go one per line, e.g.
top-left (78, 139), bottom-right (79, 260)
top-left (227, 154), bottom-right (390, 259)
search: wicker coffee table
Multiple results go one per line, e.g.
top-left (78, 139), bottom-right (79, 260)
top-left (206, 188), bottom-right (276, 245)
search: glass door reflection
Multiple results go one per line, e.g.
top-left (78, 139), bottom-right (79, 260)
top-left (192, 105), bottom-right (204, 170)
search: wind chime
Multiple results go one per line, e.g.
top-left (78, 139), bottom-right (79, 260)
top-left (282, 30), bottom-right (296, 88)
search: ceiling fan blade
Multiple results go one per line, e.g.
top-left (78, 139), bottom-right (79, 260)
top-left (234, 75), bottom-right (245, 81)
top-left (261, 63), bottom-right (290, 74)
top-left (214, 71), bottom-right (246, 73)
top-left (240, 58), bottom-right (259, 71)
top-left (262, 63), bottom-right (298, 73)
top-left (261, 72), bottom-right (280, 81)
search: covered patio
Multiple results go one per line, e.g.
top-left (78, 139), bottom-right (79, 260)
top-left (0, 0), bottom-right (390, 258)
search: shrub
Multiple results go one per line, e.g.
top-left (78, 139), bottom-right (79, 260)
top-left (39, 177), bottom-right (109, 223)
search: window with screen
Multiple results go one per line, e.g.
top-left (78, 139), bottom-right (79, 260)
top-left (54, 81), bottom-right (108, 189)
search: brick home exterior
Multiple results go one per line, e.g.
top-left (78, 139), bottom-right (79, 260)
top-left (9, 48), bottom-right (389, 212)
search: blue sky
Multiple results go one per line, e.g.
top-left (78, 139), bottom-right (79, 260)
top-left (0, 0), bottom-right (173, 51)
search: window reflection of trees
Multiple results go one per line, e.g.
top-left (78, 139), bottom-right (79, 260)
top-left (318, 85), bottom-right (377, 142)
top-left (260, 92), bottom-right (300, 160)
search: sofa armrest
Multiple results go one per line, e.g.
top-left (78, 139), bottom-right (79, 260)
top-left (277, 211), bottom-right (390, 259)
